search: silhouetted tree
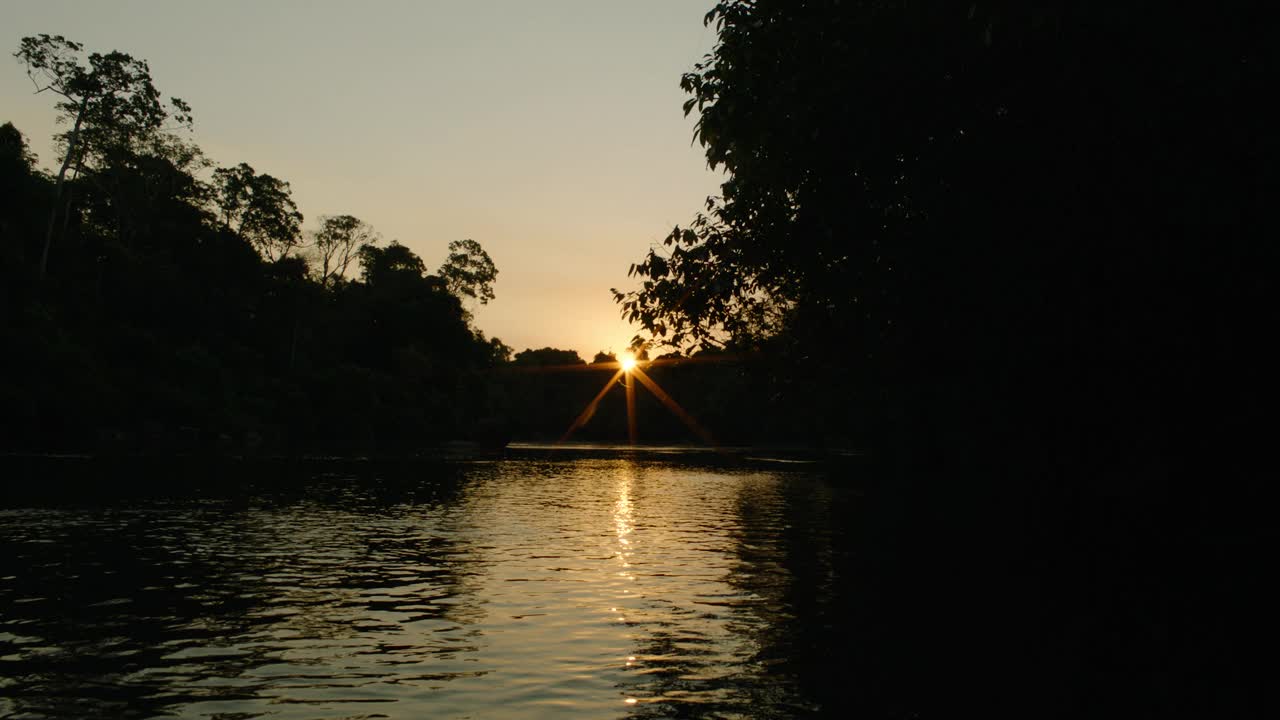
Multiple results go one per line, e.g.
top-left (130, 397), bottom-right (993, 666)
top-left (483, 335), bottom-right (513, 365)
top-left (591, 351), bottom-right (616, 364)
top-left (1, 122), bottom-right (39, 229)
top-left (438, 238), bottom-right (497, 305)
top-left (0, 121), bottom-right (36, 168)
top-left (14, 34), bottom-right (192, 280)
top-left (1, 124), bottom-right (48, 290)
top-left (357, 241), bottom-right (426, 286)
top-left (617, 0), bottom-right (1271, 450)
top-left (3, 34), bottom-right (510, 456)
top-left (211, 163), bottom-right (303, 261)
top-left (614, 3), bottom-right (1272, 714)
top-left (311, 214), bottom-right (379, 286)
top-left (512, 347), bottom-right (584, 367)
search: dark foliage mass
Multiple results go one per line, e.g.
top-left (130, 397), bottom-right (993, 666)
top-left (617, 1), bottom-right (1274, 497)
top-left (614, 1), bottom-right (1272, 716)
top-left (619, 1), bottom-right (1272, 459)
top-left (2, 36), bottom-right (507, 456)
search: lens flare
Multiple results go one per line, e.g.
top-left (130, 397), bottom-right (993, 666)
top-left (554, 350), bottom-right (719, 449)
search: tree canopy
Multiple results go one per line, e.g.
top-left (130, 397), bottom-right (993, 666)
top-left (358, 241), bottom-right (427, 286)
top-left (14, 33), bottom-right (195, 280)
top-left (3, 34), bottom-right (513, 455)
top-left (513, 348), bottom-right (584, 367)
top-left (608, 5), bottom-right (1271, 713)
top-left (438, 238), bottom-right (498, 306)
top-left (615, 0), bottom-right (1270, 451)
top-left (211, 163), bottom-right (303, 262)
top-left (311, 214), bottom-right (379, 286)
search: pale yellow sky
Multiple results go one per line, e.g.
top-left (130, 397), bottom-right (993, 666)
top-left (3, 0), bottom-right (724, 358)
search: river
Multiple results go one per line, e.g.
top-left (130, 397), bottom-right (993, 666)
top-left (0, 447), bottom-right (874, 719)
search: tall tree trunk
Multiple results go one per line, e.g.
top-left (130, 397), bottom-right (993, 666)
top-left (38, 97), bottom-right (89, 283)
top-left (55, 159), bottom-right (84, 255)
top-left (289, 315), bottom-right (299, 372)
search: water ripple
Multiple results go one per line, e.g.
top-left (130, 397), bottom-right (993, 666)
top-left (0, 456), bottom-right (856, 718)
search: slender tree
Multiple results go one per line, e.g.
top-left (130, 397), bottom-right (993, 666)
top-left (14, 34), bottom-right (192, 280)
top-left (311, 214), bottom-right (379, 286)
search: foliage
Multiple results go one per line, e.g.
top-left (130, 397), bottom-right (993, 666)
top-left (14, 34), bottom-right (195, 280)
top-left (438, 238), bottom-right (498, 305)
top-left (357, 241), bottom-right (427, 286)
top-left (311, 214), bottom-right (379, 286)
top-left (482, 335), bottom-right (513, 365)
top-left (1, 122), bottom-right (46, 287)
top-left (15, 34), bottom-right (193, 161)
top-left (512, 347), bottom-right (584, 367)
top-left (211, 163), bottom-right (303, 261)
top-left (0, 121), bottom-right (37, 167)
top-left (3, 36), bottom-right (513, 455)
top-left (605, 10), bottom-right (1271, 714)
top-left (615, 0), bottom-right (1271, 452)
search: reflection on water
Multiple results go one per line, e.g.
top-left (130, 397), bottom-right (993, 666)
top-left (0, 455), bottom-right (860, 719)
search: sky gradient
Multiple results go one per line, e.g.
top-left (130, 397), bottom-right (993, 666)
top-left (3, 0), bottom-right (723, 358)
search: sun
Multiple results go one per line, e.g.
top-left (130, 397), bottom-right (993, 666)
top-left (556, 344), bottom-right (716, 447)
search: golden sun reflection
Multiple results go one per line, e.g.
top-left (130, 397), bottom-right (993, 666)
top-left (614, 472), bottom-right (634, 571)
top-left (624, 365), bottom-right (638, 445)
top-left (613, 469), bottom-right (642, 688)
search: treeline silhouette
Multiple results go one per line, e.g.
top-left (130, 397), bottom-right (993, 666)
top-left (2, 35), bottom-right (815, 456)
top-left (2, 121), bottom-right (510, 453)
top-left (1, 35), bottom-right (522, 455)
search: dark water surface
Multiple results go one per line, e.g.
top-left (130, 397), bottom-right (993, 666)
top-left (1, 449), bottom-right (868, 719)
